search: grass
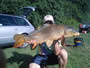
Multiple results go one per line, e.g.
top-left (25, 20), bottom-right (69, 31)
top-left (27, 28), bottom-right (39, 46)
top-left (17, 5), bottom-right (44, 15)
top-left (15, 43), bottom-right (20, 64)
top-left (3, 33), bottom-right (90, 68)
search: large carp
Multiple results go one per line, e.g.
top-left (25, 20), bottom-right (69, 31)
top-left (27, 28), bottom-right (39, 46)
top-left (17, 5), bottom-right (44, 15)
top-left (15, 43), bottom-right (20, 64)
top-left (13, 24), bottom-right (80, 49)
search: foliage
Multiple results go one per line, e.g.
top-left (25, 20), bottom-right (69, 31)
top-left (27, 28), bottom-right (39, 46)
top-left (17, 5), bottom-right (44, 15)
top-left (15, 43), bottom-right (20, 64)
top-left (0, 0), bottom-right (31, 14)
top-left (0, 0), bottom-right (89, 28)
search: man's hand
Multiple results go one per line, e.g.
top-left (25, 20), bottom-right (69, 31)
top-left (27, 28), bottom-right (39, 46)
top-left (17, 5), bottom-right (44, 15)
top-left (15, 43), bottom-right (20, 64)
top-left (26, 40), bottom-right (38, 49)
top-left (26, 40), bottom-right (36, 44)
top-left (54, 42), bottom-right (62, 55)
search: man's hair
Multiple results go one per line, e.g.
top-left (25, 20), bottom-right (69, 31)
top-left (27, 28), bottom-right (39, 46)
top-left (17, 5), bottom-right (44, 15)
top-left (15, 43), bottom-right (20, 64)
top-left (44, 20), bottom-right (54, 24)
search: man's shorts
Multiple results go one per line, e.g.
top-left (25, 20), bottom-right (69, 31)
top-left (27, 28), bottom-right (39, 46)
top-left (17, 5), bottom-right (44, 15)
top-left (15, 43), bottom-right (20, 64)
top-left (32, 54), bottom-right (48, 67)
top-left (32, 54), bottom-right (58, 68)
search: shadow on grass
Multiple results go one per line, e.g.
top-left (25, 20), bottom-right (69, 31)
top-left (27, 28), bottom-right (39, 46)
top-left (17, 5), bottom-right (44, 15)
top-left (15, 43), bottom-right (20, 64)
top-left (64, 44), bottom-right (82, 47)
top-left (8, 52), bottom-right (33, 68)
top-left (0, 45), bottom-right (13, 49)
top-left (8, 52), bottom-right (60, 68)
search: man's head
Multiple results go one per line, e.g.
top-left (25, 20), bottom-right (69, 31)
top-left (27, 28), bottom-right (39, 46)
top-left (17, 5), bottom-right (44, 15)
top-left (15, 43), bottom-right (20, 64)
top-left (44, 15), bottom-right (55, 24)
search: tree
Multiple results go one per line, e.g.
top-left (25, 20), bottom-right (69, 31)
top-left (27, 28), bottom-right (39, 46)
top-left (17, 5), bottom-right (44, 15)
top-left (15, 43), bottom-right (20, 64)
top-left (0, 0), bottom-right (89, 28)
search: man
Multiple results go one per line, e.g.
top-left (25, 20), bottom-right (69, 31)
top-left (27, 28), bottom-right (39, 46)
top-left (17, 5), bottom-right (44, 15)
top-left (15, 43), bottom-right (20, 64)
top-left (29, 15), bottom-right (68, 68)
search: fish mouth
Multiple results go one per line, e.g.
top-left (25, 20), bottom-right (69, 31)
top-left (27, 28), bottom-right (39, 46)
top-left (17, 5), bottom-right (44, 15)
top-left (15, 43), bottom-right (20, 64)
top-left (13, 39), bottom-right (25, 48)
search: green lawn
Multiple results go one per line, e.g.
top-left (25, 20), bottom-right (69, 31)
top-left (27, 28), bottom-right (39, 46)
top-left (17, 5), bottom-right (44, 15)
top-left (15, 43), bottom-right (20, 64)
top-left (3, 33), bottom-right (90, 68)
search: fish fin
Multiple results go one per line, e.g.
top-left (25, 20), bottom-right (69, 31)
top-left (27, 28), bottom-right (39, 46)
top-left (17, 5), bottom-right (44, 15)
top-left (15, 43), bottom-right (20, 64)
top-left (13, 38), bottom-right (25, 48)
top-left (32, 43), bottom-right (38, 49)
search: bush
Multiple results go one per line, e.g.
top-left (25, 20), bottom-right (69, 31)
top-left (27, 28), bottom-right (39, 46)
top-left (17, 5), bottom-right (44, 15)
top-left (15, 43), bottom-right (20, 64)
top-left (0, 0), bottom-right (89, 28)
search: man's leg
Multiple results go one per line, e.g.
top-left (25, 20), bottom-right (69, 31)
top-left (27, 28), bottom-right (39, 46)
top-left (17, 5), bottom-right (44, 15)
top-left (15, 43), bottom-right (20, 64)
top-left (58, 49), bottom-right (68, 68)
top-left (29, 63), bottom-right (40, 68)
top-left (54, 43), bottom-right (68, 68)
top-left (29, 54), bottom-right (48, 68)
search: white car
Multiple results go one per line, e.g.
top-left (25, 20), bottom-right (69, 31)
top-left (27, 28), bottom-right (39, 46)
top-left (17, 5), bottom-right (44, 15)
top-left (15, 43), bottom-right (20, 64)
top-left (0, 7), bottom-right (35, 47)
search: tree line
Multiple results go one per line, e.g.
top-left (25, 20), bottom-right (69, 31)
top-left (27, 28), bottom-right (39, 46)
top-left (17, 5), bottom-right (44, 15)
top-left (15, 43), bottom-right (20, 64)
top-left (0, 0), bottom-right (89, 28)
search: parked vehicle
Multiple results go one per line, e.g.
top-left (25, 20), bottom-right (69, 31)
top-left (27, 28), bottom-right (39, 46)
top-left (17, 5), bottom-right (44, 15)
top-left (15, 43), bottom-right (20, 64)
top-left (0, 7), bottom-right (35, 47)
top-left (79, 24), bottom-right (90, 33)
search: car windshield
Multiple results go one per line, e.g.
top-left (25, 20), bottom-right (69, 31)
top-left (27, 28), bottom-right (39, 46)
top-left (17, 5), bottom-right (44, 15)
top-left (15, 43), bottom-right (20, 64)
top-left (0, 15), bottom-right (29, 26)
